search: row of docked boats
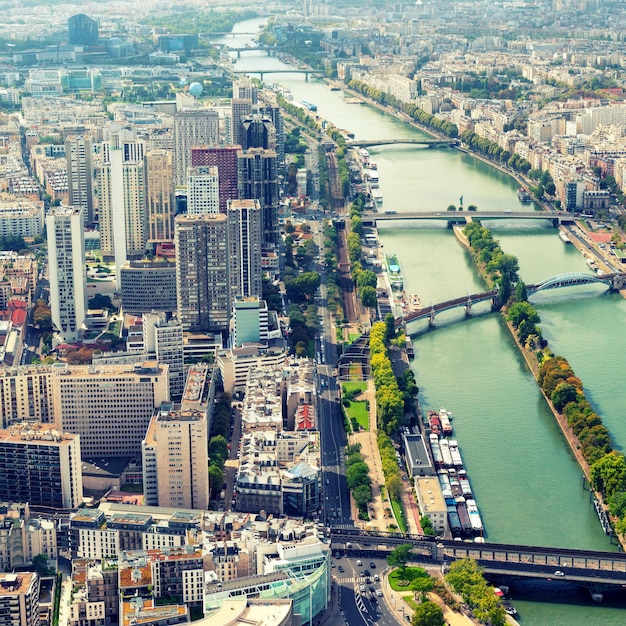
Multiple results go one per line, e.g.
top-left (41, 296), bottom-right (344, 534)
top-left (427, 408), bottom-right (484, 539)
top-left (427, 408), bottom-right (453, 437)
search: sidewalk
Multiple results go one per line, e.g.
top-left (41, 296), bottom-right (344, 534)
top-left (349, 379), bottom-right (392, 531)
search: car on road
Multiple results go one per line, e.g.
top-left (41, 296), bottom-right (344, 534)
top-left (359, 584), bottom-right (365, 592)
top-left (364, 569), bottom-right (371, 577)
top-left (554, 570), bottom-right (565, 577)
top-left (374, 574), bottom-right (379, 582)
top-left (376, 589), bottom-right (383, 596)
top-left (356, 560), bottom-right (362, 566)
top-left (369, 586), bottom-right (375, 593)
top-left (370, 562), bottom-right (376, 569)
top-left (338, 566), bottom-right (344, 573)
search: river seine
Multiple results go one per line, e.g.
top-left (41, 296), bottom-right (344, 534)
top-left (222, 18), bottom-right (626, 623)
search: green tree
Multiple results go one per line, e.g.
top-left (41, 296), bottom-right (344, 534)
top-left (360, 285), bottom-right (378, 308)
top-left (209, 435), bottom-right (229, 466)
top-left (88, 294), bottom-right (115, 311)
top-left (353, 484), bottom-right (373, 509)
top-left (445, 559), bottom-right (485, 598)
top-left (410, 576), bottom-right (434, 595)
top-left (356, 270), bottom-right (377, 289)
top-left (507, 301), bottom-right (540, 328)
top-left (384, 313), bottom-right (396, 341)
top-left (294, 272), bottom-right (321, 300)
top-left (590, 451), bottom-right (626, 498)
top-left (551, 383), bottom-right (580, 412)
top-left (208, 465), bottom-right (224, 498)
top-left (387, 544), bottom-right (413, 573)
top-left (411, 601), bottom-right (444, 626)
top-left (515, 280), bottom-right (528, 302)
top-left (32, 554), bottom-right (55, 577)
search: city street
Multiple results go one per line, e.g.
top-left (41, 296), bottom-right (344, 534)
top-left (313, 221), bottom-right (354, 528)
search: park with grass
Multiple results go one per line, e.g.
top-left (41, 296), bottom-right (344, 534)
top-left (341, 381), bottom-right (369, 432)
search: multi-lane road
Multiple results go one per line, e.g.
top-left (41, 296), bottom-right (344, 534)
top-left (333, 555), bottom-right (403, 626)
top-left (313, 220), bottom-right (354, 528)
top-left (312, 222), bottom-right (405, 625)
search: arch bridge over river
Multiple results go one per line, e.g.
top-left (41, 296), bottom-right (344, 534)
top-left (393, 272), bottom-right (624, 329)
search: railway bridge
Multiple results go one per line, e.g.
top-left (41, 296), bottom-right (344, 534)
top-left (330, 529), bottom-right (626, 599)
top-left (394, 272), bottom-right (622, 329)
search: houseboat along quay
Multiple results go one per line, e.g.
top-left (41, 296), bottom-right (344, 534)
top-left (223, 18), bottom-right (626, 623)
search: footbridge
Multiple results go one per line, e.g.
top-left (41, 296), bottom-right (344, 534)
top-left (362, 210), bottom-right (576, 227)
top-left (330, 529), bottom-right (626, 597)
top-left (395, 272), bottom-right (623, 329)
top-left (348, 138), bottom-right (459, 148)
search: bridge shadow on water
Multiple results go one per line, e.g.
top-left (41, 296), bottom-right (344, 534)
top-left (501, 577), bottom-right (626, 610)
top-left (405, 283), bottom-right (614, 338)
top-left (528, 283), bottom-right (613, 307)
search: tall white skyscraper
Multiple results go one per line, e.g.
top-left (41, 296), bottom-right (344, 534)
top-left (186, 165), bottom-right (220, 215)
top-left (97, 128), bottom-right (146, 288)
top-left (227, 199), bottom-right (263, 299)
top-left (46, 207), bottom-right (87, 342)
top-left (173, 109), bottom-right (220, 186)
top-left (65, 134), bottom-right (94, 226)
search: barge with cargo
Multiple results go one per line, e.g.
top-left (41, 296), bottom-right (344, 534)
top-left (427, 407), bottom-right (485, 539)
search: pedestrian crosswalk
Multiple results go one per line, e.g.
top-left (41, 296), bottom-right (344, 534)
top-left (328, 523), bottom-right (355, 530)
top-left (335, 575), bottom-right (369, 583)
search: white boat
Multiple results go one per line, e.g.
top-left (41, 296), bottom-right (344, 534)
top-left (466, 499), bottom-right (484, 532)
top-left (448, 440), bottom-right (464, 467)
top-left (559, 230), bottom-right (571, 244)
top-left (437, 469), bottom-right (452, 499)
top-left (458, 470), bottom-right (473, 497)
top-left (429, 433), bottom-right (443, 466)
top-left (439, 408), bottom-right (453, 435)
top-left (439, 438), bottom-right (453, 467)
top-left (371, 188), bottom-right (383, 206)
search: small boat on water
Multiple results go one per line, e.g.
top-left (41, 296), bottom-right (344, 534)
top-left (559, 230), bottom-right (572, 244)
top-left (429, 433), bottom-right (443, 466)
top-left (409, 294), bottom-right (422, 309)
top-left (428, 410), bottom-right (442, 435)
top-left (466, 498), bottom-right (484, 533)
top-left (439, 408), bottom-right (453, 435)
top-left (517, 187), bottom-right (532, 202)
top-left (439, 438), bottom-right (453, 467)
top-left (448, 439), bottom-right (463, 467)
top-left (458, 469), bottom-right (473, 497)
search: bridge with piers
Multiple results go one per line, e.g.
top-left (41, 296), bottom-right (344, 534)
top-left (394, 272), bottom-right (623, 329)
top-left (232, 68), bottom-right (324, 81)
top-left (329, 529), bottom-right (626, 598)
top-left (347, 138), bottom-right (459, 148)
top-left (362, 210), bottom-right (576, 227)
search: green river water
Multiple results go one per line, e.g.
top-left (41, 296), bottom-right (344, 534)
top-left (226, 18), bottom-right (626, 623)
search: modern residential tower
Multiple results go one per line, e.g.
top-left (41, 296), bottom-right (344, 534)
top-left (46, 207), bottom-right (87, 343)
top-left (175, 213), bottom-right (230, 333)
top-left (227, 199), bottom-right (263, 300)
